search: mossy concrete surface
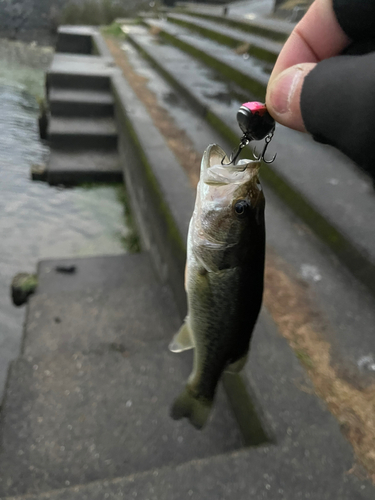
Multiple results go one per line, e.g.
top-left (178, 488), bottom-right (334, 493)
top-left (143, 18), bottom-right (269, 99)
top-left (180, 10), bottom-right (292, 43)
top-left (167, 12), bottom-right (282, 64)
top-left (11, 273), bottom-right (38, 306)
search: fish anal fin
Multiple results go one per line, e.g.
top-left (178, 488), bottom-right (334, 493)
top-left (225, 353), bottom-right (248, 374)
top-left (170, 387), bottom-right (212, 430)
top-left (168, 319), bottom-right (194, 353)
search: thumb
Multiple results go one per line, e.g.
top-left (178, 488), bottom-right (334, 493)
top-left (266, 63), bottom-right (317, 132)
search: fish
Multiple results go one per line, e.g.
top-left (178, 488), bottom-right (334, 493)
top-left (169, 143), bottom-right (265, 429)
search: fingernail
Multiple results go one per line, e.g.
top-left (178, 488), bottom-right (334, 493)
top-left (269, 67), bottom-right (303, 115)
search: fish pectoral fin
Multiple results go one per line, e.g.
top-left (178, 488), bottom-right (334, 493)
top-left (168, 319), bottom-right (195, 353)
top-left (225, 353), bottom-right (248, 374)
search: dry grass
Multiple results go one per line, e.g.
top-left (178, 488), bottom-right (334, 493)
top-left (264, 250), bottom-right (375, 481)
top-left (234, 42), bottom-right (251, 55)
top-left (105, 35), bottom-right (375, 481)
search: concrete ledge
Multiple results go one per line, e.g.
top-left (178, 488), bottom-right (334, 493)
top-left (143, 18), bottom-right (269, 99)
top-left (110, 71), bottom-right (194, 316)
top-left (167, 13), bottom-right (282, 64)
top-left (180, 9), bottom-right (292, 43)
top-left (47, 150), bottom-right (122, 185)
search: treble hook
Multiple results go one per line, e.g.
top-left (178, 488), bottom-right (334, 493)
top-left (253, 130), bottom-right (277, 164)
top-left (221, 135), bottom-right (249, 166)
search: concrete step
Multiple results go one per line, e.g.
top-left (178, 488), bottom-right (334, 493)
top-left (0, 346), bottom-right (242, 497)
top-left (167, 12), bottom-right (282, 63)
top-left (47, 54), bottom-right (117, 91)
top-left (22, 264), bottom-right (180, 359)
top-left (56, 26), bottom-right (97, 55)
top-left (35, 254), bottom-right (155, 295)
top-left (0, 254), bottom-right (244, 497)
top-left (46, 149), bottom-right (122, 185)
top-left (1, 314), bottom-right (373, 499)
top-left (178, 7), bottom-right (293, 43)
top-left (49, 88), bottom-right (114, 117)
top-left (142, 18), bottom-right (270, 98)
top-left (47, 117), bottom-right (118, 150)
top-left (126, 24), bottom-right (375, 295)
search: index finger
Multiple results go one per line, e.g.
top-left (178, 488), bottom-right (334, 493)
top-left (269, 0), bottom-right (350, 84)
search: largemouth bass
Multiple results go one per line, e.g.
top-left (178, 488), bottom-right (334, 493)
top-left (169, 143), bottom-right (265, 429)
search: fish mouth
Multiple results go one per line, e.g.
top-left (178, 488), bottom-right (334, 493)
top-left (203, 144), bottom-right (261, 172)
top-left (201, 144), bottom-right (261, 186)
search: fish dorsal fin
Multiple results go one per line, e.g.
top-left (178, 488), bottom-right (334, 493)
top-left (169, 318), bottom-right (195, 353)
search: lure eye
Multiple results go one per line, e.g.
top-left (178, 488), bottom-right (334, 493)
top-left (234, 200), bottom-right (251, 219)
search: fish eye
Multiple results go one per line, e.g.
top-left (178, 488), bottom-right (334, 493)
top-left (234, 200), bottom-right (251, 219)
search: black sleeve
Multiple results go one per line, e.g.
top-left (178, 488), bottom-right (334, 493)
top-left (300, 52), bottom-right (375, 175)
top-left (333, 0), bottom-right (375, 41)
top-left (300, 0), bottom-right (375, 176)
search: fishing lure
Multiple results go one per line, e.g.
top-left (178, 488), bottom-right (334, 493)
top-left (222, 101), bottom-right (276, 166)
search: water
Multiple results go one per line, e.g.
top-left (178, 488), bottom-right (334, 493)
top-left (0, 42), bottom-right (130, 401)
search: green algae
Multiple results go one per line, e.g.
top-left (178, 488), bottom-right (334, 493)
top-left (101, 22), bottom-right (126, 38)
top-left (295, 349), bottom-right (314, 369)
top-left (115, 184), bottom-right (141, 253)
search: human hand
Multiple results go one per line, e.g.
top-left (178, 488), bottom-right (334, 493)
top-left (266, 0), bottom-right (350, 131)
top-left (265, 0), bottom-right (375, 173)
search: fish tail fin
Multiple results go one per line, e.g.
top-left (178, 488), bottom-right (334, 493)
top-left (170, 387), bottom-right (212, 430)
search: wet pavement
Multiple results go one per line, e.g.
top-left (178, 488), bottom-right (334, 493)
top-left (0, 40), bottom-right (130, 402)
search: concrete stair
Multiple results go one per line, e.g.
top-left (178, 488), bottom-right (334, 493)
top-left (47, 54), bottom-right (114, 91)
top-left (43, 39), bottom-right (122, 185)
top-left (49, 89), bottom-right (114, 117)
top-left (143, 17), bottom-right (271, 97)
top-left (56, 26), bottom-right (95, 54)
top-left (0, 254), bottom-right (244, 497)
top-left (46, 150), bottom-right (120, 185)
top-left (167, 12), bottom-right (283, 63)
top-left (175, 5), bottom-right (293, 42)
top-left (128, 19), bottom-right (375, 296)
top-left (48, 117), bottom-right (118, 149)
